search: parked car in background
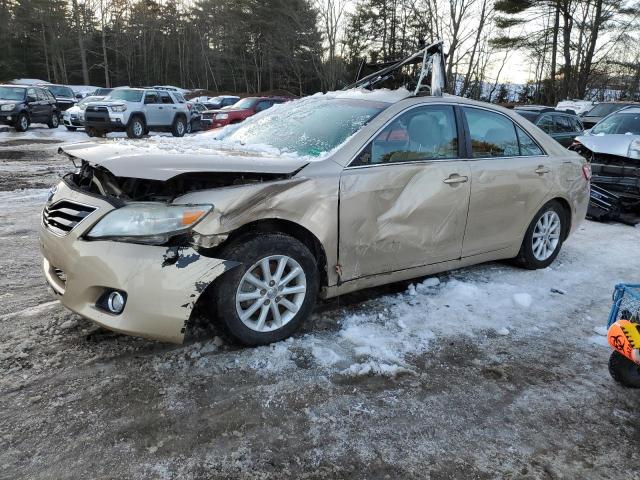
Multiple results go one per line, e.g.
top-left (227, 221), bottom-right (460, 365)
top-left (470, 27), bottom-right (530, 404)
top-left (186, 101), bottom-right (207, 133)
top-left (201, 96), bottom-right (289, 129)
top-left (556, 100), bottom-right (595, 116)
top-left (571, 106), bottom-right (640, 224)
top-left (0, 84), bottom-right (59, 131)
top-left (83, 87), bottom-right (190, 138)
top-left (202, 95), bottom-right (240, 110)
top-left (514, 106), bottom-right (584, 147)
top-left (92, 88), bottom-right (113, 97)
top-left (62, 95), bottom-right (104, 131)
top-left (38, 84), bottom-right (77, 115)
top-left (43, 93), bottom-right (589, 346)
top-left (580, 102), bottom-right (639, 128)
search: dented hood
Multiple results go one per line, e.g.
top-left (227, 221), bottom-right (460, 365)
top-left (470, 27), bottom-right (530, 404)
top-left (576, 134), bottom-right (640, 159)
top-left (59, 142), bottom-right (309, 180)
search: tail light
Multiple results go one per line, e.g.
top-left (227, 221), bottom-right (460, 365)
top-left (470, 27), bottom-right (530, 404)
top-left (582, 164), bottom-right (592, 181)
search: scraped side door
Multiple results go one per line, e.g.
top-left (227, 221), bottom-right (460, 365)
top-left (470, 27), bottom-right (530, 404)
top-left (338, 104), bottom-right (471, 281)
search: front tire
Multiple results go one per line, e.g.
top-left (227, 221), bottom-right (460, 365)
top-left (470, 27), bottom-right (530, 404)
top-left (212, 233), bottom-right (319, 346)
top-left (126, 116), bottom-right (145, 139)
top-left (15, 113), bottom-right (29, 132)
top-left (609, 351), bottom-right (640, 388)
top-left (47, 111), bottom-right (59, 128)
top-left (514, 200), bottom-right (566, 269)
top-left (171, 116), bottom-right (186, 137)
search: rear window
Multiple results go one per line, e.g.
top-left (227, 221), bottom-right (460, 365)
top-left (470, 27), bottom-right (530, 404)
top-left (514, 110), bottom-right (539, 122)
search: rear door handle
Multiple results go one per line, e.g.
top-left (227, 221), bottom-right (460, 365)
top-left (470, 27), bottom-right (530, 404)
top-left (443, 174), bottom-right (469, 185)
top-left (535, 165), bottom-right (551, 175)
top-left (158, 106), bottom-right (163, 109)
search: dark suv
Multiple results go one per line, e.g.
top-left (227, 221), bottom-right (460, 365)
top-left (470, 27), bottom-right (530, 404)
top-left (38, 84), bottom-right (77, 115)
top-left (514, 106), bottom-right (584, 147)
top-left (0, 85), bottom-right (59, 131)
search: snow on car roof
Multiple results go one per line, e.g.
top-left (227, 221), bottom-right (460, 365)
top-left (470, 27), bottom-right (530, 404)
top-left (316, 87), bottom-right (411, 103)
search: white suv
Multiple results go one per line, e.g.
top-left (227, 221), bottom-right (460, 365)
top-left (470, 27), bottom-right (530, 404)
top-left (83, 88), bottom-right (190, 138)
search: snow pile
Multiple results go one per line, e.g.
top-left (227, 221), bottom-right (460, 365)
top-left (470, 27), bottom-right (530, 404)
top-left (9, 78), bottom-right (48, 85)
top-left (318, 87), bottom-right (411, 103)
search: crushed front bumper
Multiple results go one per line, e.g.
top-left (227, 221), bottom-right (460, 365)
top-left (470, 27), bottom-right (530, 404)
top-left (39, 181), bottom-right (234, 343)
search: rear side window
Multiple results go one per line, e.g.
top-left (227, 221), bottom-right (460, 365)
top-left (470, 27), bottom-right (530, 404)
top-left (516, 126), bottom-right (543, 156)
top-left (463, 107), bottom-right (519, 158)
top-left (554, 115), bottom-right (574, 133)
top-left (536, 115), bottom-right (553, 134)
top-left (159, 92), bottom-right (173, 104)
top-left (255, 100), bottom-right (273, 112)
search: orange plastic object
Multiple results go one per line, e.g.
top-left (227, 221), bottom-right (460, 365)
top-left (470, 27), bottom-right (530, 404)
top-left (608, 320), bottom-right (640, 364)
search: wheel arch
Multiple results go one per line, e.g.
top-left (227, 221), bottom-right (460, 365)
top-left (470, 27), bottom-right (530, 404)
top-left (220, 218), bottom-right (329, 288)
top-left (127, 112), bottom-right (146, 125)
top-left (549, 196), bottom-right (572, 241)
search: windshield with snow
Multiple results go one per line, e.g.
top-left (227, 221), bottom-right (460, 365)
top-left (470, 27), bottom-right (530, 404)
top-left (0, 87), bottom-right (26, 101)
top-left (105, 89), bottom-right (144, 102)
top-left (591, 111), bottom-right (640, 135)
top-left (224, 97), bottom-right (389, 156)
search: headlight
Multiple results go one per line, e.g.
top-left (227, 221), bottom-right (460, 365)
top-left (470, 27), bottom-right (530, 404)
top-left (215, 113), bottom-right (228, 120)
top-left (628, 139), bottom-right (640, 159)
top-left (110, 104), bottom-right (127, 112)
top-left (1, 103), bottom-right (15, 111)
top-left (87, 203), bottom-right (212, 244)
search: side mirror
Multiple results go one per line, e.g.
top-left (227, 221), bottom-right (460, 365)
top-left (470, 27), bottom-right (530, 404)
top-left (75, 93), bottom-right (83, 100)
top-left (27, 95), bottom-right (37, 102)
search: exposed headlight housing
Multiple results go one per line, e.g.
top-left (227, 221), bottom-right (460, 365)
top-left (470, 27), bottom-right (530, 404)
top-left (86, 203), bottom-right (212, 244)
top-left (215, 113), bottom-right (229, 120)
top-left (628, 139), bottom-right (640, 159)
top-left (1, 103), bottom-right (15, 111)
top-left (110, 104), bottom-right (127, 112)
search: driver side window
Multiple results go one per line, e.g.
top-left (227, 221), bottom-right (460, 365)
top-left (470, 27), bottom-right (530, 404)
top-left (352, 105), bottom-right (458, 166)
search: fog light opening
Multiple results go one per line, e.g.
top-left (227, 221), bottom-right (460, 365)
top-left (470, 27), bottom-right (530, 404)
top-left (107, 291), bottom-right (125, 314)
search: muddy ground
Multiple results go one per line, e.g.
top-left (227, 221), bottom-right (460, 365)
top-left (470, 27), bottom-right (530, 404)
top-left (1, 134), bottom-right (639, 479)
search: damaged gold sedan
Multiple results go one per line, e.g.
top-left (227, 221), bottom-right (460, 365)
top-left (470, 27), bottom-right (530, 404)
top-left (40, 90), bottom-right (590, 345)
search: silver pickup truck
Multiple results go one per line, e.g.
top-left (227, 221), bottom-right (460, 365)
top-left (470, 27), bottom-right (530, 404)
top-left (83, 87), bottom-right (190, 138)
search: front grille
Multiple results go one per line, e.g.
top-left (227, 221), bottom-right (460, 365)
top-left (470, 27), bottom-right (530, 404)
top-left (43, 200), bottom-right (97, 236)
top-left (86, 106), bottom-right (108, 113)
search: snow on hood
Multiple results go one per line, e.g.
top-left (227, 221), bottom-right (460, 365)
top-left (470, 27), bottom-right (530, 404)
top-left (59, 140), bottom-right (310, 181)
top-left (576, 133), bottom-right (639, 158)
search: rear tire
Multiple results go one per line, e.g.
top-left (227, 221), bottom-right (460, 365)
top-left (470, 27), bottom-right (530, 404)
top-left (609, 351), bottom-right (640, 388)
top-left (126, 116), bottom-right (145, 139)
top-left (47, 112), bottom-right (59, 129)
top-left (15, 113), bottom-right (29, 132)
top-left (212, 233), bottom-right (319, 346)
top-left (171, 115), bottom-right (186, 137)
top-left (513, 200), bottom-right (566, 269)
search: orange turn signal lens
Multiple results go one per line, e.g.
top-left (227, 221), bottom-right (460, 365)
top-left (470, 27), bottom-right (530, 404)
top-left (182, 210), bottom-right (205, 225)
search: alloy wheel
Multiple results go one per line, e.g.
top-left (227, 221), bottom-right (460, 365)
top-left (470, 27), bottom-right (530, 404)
top-left (532, 211), bottom-right (561, 261)
top-left (20, 116), bottom-right (28, 130)
top-left (133, 121), bottom-right (143, 137)
top-left (235, 255), bottom-right (307, 332)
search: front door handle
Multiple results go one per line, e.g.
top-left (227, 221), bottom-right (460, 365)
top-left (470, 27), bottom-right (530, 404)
top-left (443, 174), bottom-right (469, 185)
top-left (158, 106), bottom-right (164, 109)
top-left (535, 165), bottom-right (551, 175)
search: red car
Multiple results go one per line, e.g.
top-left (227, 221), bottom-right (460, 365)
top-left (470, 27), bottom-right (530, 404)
top-left (200, 96), bottom-right (290, 129)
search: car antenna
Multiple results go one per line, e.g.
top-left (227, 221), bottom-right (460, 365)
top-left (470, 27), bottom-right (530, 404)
top-left (344, 39), bottom-right (446, 97)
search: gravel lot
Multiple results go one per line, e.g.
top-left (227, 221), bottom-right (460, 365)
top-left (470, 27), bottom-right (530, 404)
top-left (1, 130), bottom-right (639, 479)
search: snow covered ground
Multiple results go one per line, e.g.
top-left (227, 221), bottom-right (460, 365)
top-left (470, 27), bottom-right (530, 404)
top-left (1, 137), bottom-right (639, 479)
